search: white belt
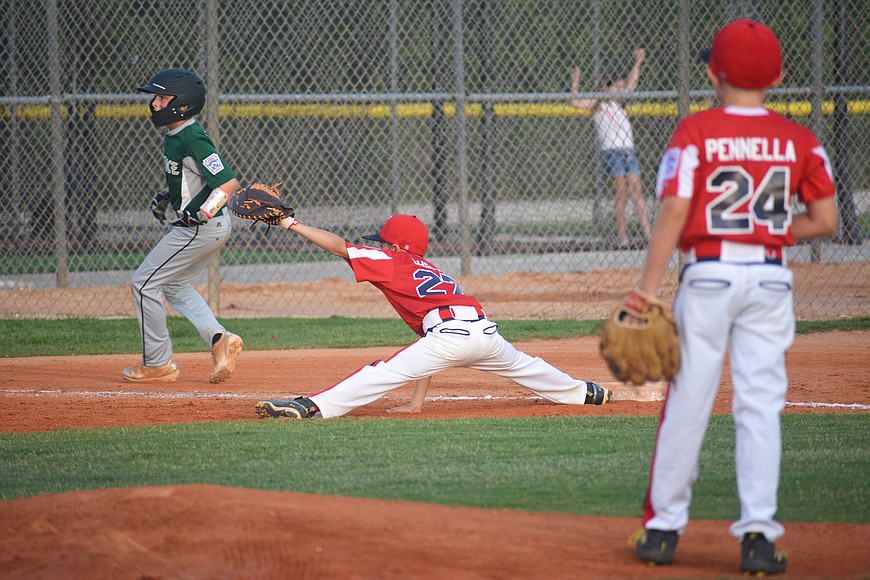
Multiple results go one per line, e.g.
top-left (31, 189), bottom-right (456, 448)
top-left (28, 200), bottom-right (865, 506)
top-left (687, 241), bottom-right (785, 265)
top-left (422, 305), bottom-right (486, 334)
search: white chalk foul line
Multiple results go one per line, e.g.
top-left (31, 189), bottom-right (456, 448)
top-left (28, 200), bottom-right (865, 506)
top-left (2, 389), bottom-right (869, 409)
top-left (0, 389), bottom-right (528, 401)
top-left (785, 401), bottom-right (870, 410)
top-left (1, 389), bottom-right (256, 400)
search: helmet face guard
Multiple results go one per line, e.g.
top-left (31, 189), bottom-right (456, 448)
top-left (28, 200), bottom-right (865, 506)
top-left (137, 68), bottom-right (206, 127)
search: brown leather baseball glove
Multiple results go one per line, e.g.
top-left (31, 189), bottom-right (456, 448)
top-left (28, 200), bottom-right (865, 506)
top-left (599, 289), bottom-right (680, 386)
top-left (230, 182), bottom-right (294, 226)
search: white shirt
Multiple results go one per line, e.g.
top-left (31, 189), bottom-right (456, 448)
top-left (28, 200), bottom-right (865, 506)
top-left (592, 101), bottom-right (634, 150)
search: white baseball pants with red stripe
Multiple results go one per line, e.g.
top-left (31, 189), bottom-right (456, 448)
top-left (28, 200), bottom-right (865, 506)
top-left (311, 318), bottom-right (595, 418)
top-left (642, 261), bottom-right (794, 541)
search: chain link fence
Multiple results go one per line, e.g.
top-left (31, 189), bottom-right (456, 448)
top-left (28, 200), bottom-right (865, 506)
top-left (1, 0), bottom-right (867, 321)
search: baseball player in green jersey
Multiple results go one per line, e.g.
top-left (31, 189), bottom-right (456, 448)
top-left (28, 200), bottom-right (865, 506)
top-left (122, 69), bottom-right (242, 384)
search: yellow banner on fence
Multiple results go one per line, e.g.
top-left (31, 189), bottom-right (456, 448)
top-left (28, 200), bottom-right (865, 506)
top-left (2, 100), bottom-right (868, 121)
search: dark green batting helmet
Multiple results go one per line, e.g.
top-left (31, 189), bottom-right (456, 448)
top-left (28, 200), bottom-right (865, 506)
top-left (137, 68), bottom-right (206, 127)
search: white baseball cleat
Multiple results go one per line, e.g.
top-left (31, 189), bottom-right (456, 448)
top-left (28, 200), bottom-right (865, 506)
top-left (122, 360), bottom-right (179, 383)
top-left (210, 332), bottom-right (243, 383)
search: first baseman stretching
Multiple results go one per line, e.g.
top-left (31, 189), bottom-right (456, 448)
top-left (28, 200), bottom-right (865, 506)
top-left (123, 69), bottom-right (243, 384)
top-left (629, 20), bottom-right (837, 575)
top-left (256, 214), bottom-right (610, 419)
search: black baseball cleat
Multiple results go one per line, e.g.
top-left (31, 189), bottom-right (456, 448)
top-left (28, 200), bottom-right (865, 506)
top-left (740, 532), bottom-right (787, 575)
top-left (633, 528), bottom-right (679, 565)
top-left (584, 381), bottom-right (612, 405)
top-left (256, 397), bottom-right (319, 419)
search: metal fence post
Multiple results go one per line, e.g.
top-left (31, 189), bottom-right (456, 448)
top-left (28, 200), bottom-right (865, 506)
top-left (430, 2), bottom-right (449, 243)
top-left (477, 0), bottom-right (497, 256)
top-left (677, 0), bottom-right (692, 120)
top-left (389, 0), bottom-right (400, 214)
top-left (203, 0), bottom-right (222, 313)
top-left (674, 0), bottom-right (692, 276)
top-left (809, 0), bottom-right (826, 262)
top-left (452, 0), bottom-right (472, 275)
top-left (831, 0), bottom-right (864, 246)
top-left (48, 0), bottom-right (69, 288)
top-left (6, 3), bottom-right (22, 238)
top-left (591, 0), bottom-right (604, 232)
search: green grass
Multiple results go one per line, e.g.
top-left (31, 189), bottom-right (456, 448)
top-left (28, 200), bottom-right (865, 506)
top-left (0, 248), bottom-right (334, 275)
top-left (1, 415), bottom-right (866, 523)
top-left (1, 317), bottom-right (866, 524)
top-left (0, 316), bottom-right (866, 358)
top-left (0, 251), bottom-right (147, 275)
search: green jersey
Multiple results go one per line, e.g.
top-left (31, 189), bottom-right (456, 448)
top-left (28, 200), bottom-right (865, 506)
top-left (163, 119), bottom-right (236, 216)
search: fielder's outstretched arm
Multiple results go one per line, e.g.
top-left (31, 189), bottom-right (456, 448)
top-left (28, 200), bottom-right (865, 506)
top-left (282, 219), bottom-right (350, 259)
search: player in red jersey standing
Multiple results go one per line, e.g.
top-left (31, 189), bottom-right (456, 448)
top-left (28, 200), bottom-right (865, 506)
top-left (628, 20), bottom-right (838, 575)
top-left (255, 214), bottom-right (610, 419)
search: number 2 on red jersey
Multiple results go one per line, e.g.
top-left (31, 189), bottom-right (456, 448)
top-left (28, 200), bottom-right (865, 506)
top-left (707, 166), bottom-right (791, 235)
top-left (414, 269), bottom-right (463, 298)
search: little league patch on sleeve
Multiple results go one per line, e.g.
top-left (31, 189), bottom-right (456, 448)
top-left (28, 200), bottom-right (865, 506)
top-left (202, 153), bottom-right (225, 175)
top-left (660, 147), bottom-right (680, 181)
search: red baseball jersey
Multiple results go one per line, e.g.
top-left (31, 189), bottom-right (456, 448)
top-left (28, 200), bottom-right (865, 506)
top-left (655, 106), bottom-right (835, 254)
top-left (345, 243), bottom-right (483, 336)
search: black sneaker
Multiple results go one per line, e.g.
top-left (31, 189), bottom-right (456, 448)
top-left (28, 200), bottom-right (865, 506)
top-left (740, 532), bottom-right (787, 575)
top-left (584, 381), bottom-right (612, 405)
top-left (256, 397), bottom-right (319, 419)
top-left (633, 528), bottom-right (679, 565)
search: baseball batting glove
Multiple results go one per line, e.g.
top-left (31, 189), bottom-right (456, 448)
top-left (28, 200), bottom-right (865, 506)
top-left (149, 187), bottom-right (170, 224)
top-left (174, 208), bottom-right (208, 227)
top-left (599, 289), bottom-right (680, 386)
top-left (230, 182), bottom-right (295, 227)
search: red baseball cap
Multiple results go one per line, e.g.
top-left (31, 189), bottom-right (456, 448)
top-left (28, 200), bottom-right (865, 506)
top-left (700, 19), bottom-right (782, 89)
top-left (362, 214), bottom-right (429, 256)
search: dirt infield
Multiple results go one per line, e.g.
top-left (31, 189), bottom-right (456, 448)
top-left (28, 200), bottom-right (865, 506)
top-left (1, 333), bottom-right (868, 578)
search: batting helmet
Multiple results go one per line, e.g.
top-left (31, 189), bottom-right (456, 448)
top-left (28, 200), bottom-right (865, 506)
top-left (137, 68), bottom-right (206, 127)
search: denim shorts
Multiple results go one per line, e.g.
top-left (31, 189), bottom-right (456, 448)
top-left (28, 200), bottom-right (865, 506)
top-left (601, 148), bottom-right (641, 177)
